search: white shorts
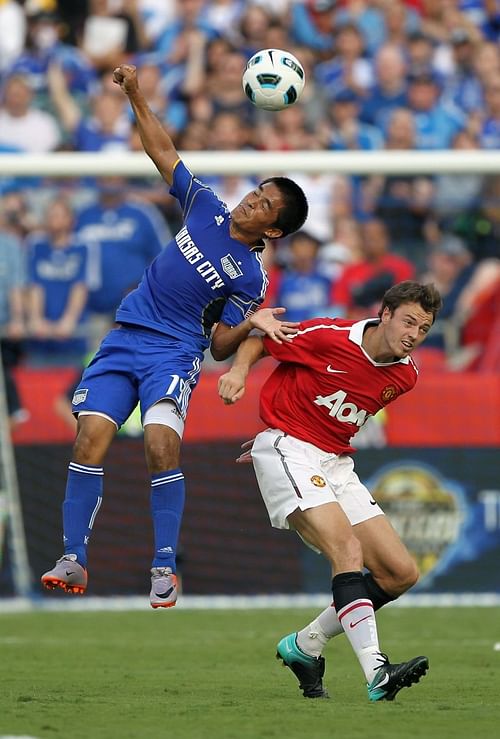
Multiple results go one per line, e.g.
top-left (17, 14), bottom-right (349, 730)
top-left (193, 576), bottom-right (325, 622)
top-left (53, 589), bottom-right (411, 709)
top-left (251, 429), bottom-right (384, 534)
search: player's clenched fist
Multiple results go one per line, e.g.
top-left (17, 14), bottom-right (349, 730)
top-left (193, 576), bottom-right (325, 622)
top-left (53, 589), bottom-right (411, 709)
top-left (113, 64), bottom-right (138, 94)
top-left (218, 368), bottom-right (247, 405)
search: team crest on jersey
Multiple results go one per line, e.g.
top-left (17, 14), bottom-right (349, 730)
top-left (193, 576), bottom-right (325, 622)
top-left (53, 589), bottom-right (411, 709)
top-left (381, 385), bottom-right (398, 403)
top-left (72, 388), bottom-right (88, 405)
top-left (214, 215), bottom-right (224, 226)
top-left (311, 475), bottom-right (326, 488)
top-left (221, 254), bottom-right (243, 279)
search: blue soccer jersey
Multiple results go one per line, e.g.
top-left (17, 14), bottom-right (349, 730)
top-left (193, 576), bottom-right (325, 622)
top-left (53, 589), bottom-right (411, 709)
top-left (116, 160), bottom-right (269, 352)
top-left (76, 199), bottom-right (169, 313)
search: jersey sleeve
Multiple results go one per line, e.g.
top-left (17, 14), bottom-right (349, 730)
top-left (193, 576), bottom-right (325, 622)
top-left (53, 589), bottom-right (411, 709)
top-left (263, 318), bottom-right (332, 365)
top-left (219, 292), bottom-right (265, 327)
top-left (169, 160), bottom-right (227, 222)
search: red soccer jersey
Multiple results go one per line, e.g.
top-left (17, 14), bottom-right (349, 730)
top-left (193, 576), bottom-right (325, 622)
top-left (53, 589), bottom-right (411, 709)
top-left (261, 317), bottom-right (418, 454)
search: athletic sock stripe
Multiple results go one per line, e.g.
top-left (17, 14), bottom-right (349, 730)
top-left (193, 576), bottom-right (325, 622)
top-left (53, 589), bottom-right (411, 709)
top-left (88, 496), bottom-right (102, 529)
top-left (151, 474), bottom-right (185, 486)
top-left (68, 463), bottom-right (104, 476)
top-left (337, 599), bottom-right (374, 621)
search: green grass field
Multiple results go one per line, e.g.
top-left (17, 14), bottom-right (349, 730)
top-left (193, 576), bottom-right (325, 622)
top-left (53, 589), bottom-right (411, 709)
top-left (1, 606), bottom-right (499, 739)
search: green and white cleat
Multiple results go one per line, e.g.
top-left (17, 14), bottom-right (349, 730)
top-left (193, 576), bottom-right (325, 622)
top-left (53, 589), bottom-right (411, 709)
top-left (276, 632), bottom-right (329, 699)
top-left (368, 653), bottom-right (429, 701)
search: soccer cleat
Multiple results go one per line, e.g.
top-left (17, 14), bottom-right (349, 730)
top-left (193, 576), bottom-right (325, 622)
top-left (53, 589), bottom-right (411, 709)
top-left (276, 632), bottom-right (329, 699)
top-left (41, 554), bottom-right (88, 594)
top-left (367, 653), bottom-right (429, 702)
top-left (150, 567), bottom-right (178, 609)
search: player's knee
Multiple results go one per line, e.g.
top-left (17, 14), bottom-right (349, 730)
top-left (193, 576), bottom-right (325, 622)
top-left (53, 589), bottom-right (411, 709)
top-left (391, 558), bottom-right (419, 595)
top-left (73, 431), bottom-right (103, 465)
top-left (145, 437), bottom-right (179, 473)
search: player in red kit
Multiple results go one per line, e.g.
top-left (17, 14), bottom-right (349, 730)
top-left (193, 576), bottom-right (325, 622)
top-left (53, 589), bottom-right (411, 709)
top-left (218, 281), bottom-right (442, 702)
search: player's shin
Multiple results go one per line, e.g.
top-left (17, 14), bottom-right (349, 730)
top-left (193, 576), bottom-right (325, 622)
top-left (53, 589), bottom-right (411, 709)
top-left (297, 572), bottom-right (396, 656)
top-left (62, 462), bottom-right (104, 567)
top-left (332, 571), bottom-right (384, 683)
top-left (150, 469), bottom-right (185, 571)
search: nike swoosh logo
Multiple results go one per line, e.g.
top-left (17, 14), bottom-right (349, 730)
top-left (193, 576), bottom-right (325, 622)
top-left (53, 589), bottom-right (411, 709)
top-left (326, 365), bottom-right (347, 374)
top-left (65, 569), bottom-right (76, 576)
top-left (155, 587), bottom-right (174, 599)
top-left (349, 615), bottom-right (371, 629)
top-left (369, 499), bottom-right (377, 506)
top-left (374, 671), bottom-right (390, 687)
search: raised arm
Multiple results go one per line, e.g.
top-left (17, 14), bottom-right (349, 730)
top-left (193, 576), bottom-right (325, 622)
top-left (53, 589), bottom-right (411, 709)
top-left (218, 335), bottom-right (268, 405)
top-left (113, 64), bottom-right (180, 186)
top-left (211, 307), bottom-right (299, 361)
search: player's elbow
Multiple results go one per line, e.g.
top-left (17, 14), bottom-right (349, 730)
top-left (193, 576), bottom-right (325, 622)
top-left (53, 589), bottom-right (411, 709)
top-left (210, 343), bottom-right (233, 362)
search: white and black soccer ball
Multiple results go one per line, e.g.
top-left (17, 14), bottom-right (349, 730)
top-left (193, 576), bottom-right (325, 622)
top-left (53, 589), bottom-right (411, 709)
top-left (242, 48), bottom-right (305, 111)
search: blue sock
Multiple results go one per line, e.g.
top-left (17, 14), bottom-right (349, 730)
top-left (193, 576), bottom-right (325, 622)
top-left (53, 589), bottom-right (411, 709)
top-left (62, 462), bottom-right (104, 568)
top-left (151, 469), bottom-right (185, 571)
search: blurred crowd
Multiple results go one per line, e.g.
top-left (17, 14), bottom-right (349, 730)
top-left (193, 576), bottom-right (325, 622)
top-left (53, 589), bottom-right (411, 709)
top-left (1, 0), bottom-right (500, 426)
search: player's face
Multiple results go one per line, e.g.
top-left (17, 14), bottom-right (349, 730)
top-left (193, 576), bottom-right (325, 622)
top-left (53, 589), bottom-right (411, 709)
top-left (231, 183), bottom-right (285, 238)
top-left (381, 302), bottom-right (434, 358)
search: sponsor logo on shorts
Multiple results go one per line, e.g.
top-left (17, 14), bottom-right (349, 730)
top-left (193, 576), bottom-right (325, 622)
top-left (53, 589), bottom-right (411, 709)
top-left (311, 475), bottom-right (326, 488)
top-left (72, 389), bottom-right (88, 405)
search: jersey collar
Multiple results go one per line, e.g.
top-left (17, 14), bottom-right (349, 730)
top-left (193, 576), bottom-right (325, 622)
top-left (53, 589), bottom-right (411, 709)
top-left (249, 239), bottom-right (265, 252)
top-left (349, 318), bottom-right (410, 365)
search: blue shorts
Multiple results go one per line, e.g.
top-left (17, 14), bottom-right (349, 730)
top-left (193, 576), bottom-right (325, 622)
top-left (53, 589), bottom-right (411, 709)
top-left (71, 325), bottom-right (203, 428)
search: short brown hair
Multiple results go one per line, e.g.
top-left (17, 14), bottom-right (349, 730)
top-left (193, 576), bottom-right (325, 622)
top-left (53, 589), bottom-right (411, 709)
top-left (378, 281), bottom-right (442, 323)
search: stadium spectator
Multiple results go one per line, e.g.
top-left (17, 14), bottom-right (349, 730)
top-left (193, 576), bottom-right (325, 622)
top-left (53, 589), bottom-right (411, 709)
top-left (315, 23), bottom-right (374, 100)
top-left (40, 63), bottom-right (309, 609)
top-left (418, 234), bottom-right (475, 353)
top-left (0, 0), bottom-right (26, 74)
top-left (478, 78), bottom-right (500, 151)
top-left (25, 197), bottom-right (89, 367)
top-left (433, 129), bottom-right (484, 228)
top-left (6, 8), bottom-right (98, 107)
top-left (218, 280), bottom-right (441, 702)
top-left (451, 175), bottom-right (500, 261)
top-left (331, 218), bottom-right (415, 318)
top-left (441, 27), bottom-right (483, 115)
top-left (324, 88), bottom-right (384, 151)
top-left (74, 176), bottom-right (171, 326)
top-left (359, 44), bottom-right (408, 133)
top-left (203, 110), bottom-right (257, 211)
top-left (79, 0), bottom-right (149, 74)
top-left (289, 0), bottom-right (338, 54)
top-left (334, 0), bottom-right (386, 56)
top-left (405, 30), bottom-right (439, 79)
top-left (0, 74), bottom-right (61, 153)
top-left (0, 202), bottom-right (28, 429)
top-left (364, 107), bottom-right (434, 265)
top-left (48, 63), bottom-right (130, 151)
top-left (406, 69), bottom-right (466, 149)
top-left (275, 230), bottom-right (333, 322)
top-left (153, 0), bottom-right (218, 60)
top-left (381, 0), bottom-right (421, 50)
top-left (473, 41), bottom-right (500, 89)
top-left (237, 3), bottom-right (276, 58)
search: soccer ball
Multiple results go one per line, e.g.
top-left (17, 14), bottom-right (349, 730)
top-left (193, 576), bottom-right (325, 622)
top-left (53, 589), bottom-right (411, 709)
top-left (242, 48), bottom-right (305, 111)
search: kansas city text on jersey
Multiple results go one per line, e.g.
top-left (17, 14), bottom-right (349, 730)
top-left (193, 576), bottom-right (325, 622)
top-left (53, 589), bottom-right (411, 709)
top-left (175, 225), bottom-right (224, 290)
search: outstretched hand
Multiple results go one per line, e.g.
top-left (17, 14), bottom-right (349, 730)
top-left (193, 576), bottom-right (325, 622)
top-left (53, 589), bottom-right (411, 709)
top-left (113, 64), bottom-right (139, 95)
top-left (250, 307), bottom-right (298, 344)
top-left (236, 438), bottom-right (254, 464)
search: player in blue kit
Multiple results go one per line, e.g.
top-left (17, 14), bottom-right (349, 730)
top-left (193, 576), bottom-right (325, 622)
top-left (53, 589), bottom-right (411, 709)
top-left (41, 64), bottom-right (309, 607)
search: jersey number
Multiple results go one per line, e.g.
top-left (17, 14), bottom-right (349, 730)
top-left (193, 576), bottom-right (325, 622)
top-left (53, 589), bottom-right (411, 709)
top-left (314, 389), bottom-right (369, 427)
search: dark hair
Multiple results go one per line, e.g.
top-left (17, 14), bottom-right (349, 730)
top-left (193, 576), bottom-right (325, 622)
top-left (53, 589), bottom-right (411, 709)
top-left (378, 281), bottom-right (442, 323)
top-left (259, 176), bottom-right (309, 237)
